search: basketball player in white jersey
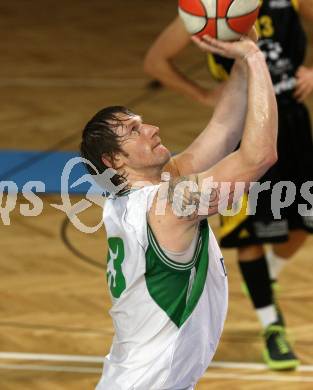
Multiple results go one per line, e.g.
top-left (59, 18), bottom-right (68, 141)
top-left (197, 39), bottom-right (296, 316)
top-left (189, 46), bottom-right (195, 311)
top-left (80, 32), bottom-right (277, 390)
top-left (144, 0), bottom-right (313, 370)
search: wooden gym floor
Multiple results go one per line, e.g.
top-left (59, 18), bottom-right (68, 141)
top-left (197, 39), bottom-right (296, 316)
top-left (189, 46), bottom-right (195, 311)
top-left (0, 1), bottom-right (313, 389)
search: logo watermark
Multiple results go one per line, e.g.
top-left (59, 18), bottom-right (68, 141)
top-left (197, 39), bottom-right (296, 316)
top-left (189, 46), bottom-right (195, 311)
top-left (1, 157), bottom-right (312, 233)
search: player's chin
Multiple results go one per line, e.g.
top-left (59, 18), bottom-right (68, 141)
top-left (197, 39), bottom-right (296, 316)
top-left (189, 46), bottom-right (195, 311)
top-left (155, 144), bottom-right (171, 160)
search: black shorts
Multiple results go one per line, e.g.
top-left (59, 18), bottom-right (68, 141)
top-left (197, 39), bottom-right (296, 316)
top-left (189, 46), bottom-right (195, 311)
top-left (220, 99), bottom-right (313, 248)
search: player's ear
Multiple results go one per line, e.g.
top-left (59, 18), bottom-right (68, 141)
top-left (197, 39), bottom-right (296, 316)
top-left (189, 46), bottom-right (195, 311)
top-left (101, 154), bottom-right (114, 168)
top-left (101, 153), bottom-right (125, 170)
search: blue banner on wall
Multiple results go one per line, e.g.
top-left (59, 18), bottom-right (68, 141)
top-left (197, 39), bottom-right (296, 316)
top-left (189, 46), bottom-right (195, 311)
top-left (0, 150), bottom-right (104, 194)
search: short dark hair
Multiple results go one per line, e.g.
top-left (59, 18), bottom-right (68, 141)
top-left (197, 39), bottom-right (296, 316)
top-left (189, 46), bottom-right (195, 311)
top-left (80, 106), bottom-right (134, 188)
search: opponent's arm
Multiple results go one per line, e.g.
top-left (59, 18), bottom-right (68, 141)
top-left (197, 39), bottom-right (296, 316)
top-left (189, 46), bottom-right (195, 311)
top-left (294, 0), bottom-right (313, 102)
top-left (298, 0), bottom-right (313, 22)
top-left (144, 16), bottom-right (223, 107)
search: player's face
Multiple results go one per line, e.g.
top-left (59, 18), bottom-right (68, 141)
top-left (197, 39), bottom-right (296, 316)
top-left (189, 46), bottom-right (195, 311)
top-left (115, 114), bottom-right (171, 172)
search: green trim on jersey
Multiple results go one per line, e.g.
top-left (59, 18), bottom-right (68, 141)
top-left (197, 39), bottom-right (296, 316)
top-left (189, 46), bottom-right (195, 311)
top-left (145, 222), bottom-right (210, 328)
top-left (147, 224), bottom-right (202, 271)
top-left (116, 188), bottom-right (133, 197)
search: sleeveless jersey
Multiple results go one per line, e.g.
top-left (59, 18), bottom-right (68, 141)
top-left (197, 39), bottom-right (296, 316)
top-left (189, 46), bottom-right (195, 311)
top-left (96, 185), bottom-right (228, 390)
top-left (208, 0), bottom-right (307, 97)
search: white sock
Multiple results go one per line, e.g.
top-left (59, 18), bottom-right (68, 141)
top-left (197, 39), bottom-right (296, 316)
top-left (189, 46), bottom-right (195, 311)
top-left (266, 248), bottom-right (288, 280)
top-left (256, 305), bottom-right (278, 329)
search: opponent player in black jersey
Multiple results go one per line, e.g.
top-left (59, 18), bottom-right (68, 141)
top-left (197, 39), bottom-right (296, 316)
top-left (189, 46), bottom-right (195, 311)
top-left (144, 0), bottom-right (313, 370)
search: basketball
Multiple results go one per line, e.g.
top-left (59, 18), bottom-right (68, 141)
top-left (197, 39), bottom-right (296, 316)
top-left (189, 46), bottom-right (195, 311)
top-left (178, 0), bottom-right (260, 41)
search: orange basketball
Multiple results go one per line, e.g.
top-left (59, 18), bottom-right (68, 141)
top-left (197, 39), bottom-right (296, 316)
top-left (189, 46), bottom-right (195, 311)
top-left (178, 0), bottom-right (260, 41)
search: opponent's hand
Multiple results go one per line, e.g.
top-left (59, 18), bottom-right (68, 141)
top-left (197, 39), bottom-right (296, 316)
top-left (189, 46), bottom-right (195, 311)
top-left (191, 32), bottom-right (259, 61)
top-left (294, 66), bottom-right (313, 102)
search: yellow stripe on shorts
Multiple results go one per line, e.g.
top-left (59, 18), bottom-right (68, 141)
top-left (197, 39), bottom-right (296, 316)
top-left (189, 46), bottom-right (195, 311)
top-left (219, 193), bottom-right (250, 239)
top-left (290, 0), bottom-right (299, 11)
top-left (207, 54), bottom-right (229, 82)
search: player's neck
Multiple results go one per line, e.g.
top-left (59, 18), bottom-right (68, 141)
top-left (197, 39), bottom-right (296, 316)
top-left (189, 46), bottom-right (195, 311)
top-left (124, 167), bottom-right (162, 189)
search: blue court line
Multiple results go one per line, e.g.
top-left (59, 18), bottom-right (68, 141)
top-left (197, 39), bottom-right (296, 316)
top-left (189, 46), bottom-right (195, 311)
top-left (0, 150), bottom-right (103, 194)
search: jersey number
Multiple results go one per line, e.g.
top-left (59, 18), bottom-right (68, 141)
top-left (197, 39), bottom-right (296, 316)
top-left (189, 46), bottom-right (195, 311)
top-left (107, 237), bottom-right (126, 298)
top-left (256, 15), bottom-right (274, 38)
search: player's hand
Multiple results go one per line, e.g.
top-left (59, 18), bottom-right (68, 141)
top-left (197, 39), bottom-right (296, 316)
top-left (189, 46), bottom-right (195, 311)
top-left (294, 66), bottom-right (313, 102)
top-left (191, 33), bottom-right (259, 61)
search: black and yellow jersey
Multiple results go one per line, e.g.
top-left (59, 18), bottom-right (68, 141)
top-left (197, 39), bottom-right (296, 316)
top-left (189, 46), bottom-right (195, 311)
top-left (208, 0), bottom-right (307, 97)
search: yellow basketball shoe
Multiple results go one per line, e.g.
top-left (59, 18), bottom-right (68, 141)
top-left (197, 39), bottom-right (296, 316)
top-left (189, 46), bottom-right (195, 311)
top-left (262, 323), bottom-right (300, 371)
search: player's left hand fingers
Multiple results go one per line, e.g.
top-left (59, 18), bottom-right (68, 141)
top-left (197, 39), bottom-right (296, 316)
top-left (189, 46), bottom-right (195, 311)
top-left (199, 35), bottom-right (239, 59)
top-left (300, 85), bottom-right (313, 101)
top-left (295, 68), bottom-right (313, 97)
top-left (191, 36), bottom-right (217, 52)
top-left (192, 36), bottom-right (228, 56)
top-left (296, 67), bottom-right (313, 83)
top-left (201, 35), bottom-right (231, 51)
top-left (293, 83), bottom-right (305, 100)
top-left (296, 66), bottom-right (306, 78)
top-left (294, 83), bottom-right (312, 102)
top-left (295, 77), bottom-right (307, 90)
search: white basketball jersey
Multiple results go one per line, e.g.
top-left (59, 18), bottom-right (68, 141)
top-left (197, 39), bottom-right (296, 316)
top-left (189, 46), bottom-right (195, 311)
top-left (96, 185), bottom-right (228, 390)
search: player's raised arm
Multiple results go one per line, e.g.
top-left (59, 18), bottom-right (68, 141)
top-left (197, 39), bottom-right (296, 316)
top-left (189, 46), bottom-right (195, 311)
top-left (173, 29), bottom-right (258, 175)
top-left (150, 34), bottom-right (278, 228)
